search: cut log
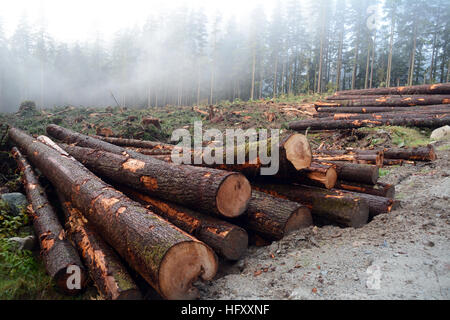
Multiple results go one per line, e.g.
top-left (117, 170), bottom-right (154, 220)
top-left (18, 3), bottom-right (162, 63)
top-left (326, 94), bottom-right (450, 101)
top-left (334, 181), bottom-right (395, 198)
top-left (315, 105), bottom-right (450, 114)
top-left (383, 158), bottom-right (408, 166)
top-left (8, 128), bottom-right (218, 300)
top-left (11, 147), bottom-right (87, 295)
top-left (289, 115), bottom-right (450, 131)
top-left (90, 135), bottom-right (175, 151)
top-left (241, 190), bottom-right (313, 241)
top-left (383, 145), bottom-right (437, 161)
top-left (316, 97), bottom-right (450, 107)
top-left (253, 183), bottom-right (369, 228)
top-left (314, 149), bottom-right (384, 167)
top-left (58, 143), bottom-right (251, 218)
top-left (316, 161), bottom-right (379, 185)
top-left (120, 188), bottom-right (248, 261)
top-left (126, 147), bottom-right (173, 156)
top-left (295, 162), bottom-right (337, 189)
top-left (58, 193), bottom-right (142, 300)
top-left (332, 83), bottom-right (450, 96)
top-left (330, 111), bottom-right (450, 121)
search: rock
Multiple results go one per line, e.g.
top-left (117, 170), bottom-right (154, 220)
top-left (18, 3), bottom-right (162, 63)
top-left (430, 125), bottom-right (450, 141)
top-left (1, 193), bottom-right (28, 216)
top-left (7, 235), bottom-right (37, 251)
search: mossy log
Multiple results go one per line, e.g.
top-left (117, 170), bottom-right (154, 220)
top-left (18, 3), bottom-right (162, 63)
top-left (121, 188), bottom-right (248, 261)
top-left (8, 128), bottom-right (218, 300)
top-left (253, 183), bottom-right (369, 228)
top-left (11, 147), bottom-right (87, 295)
top-left (58, 144), bottom-right (251, 218)
top-left (58, 193), bottom-right (142, 300)
top-left (334, 181), bottom-right (395, 199)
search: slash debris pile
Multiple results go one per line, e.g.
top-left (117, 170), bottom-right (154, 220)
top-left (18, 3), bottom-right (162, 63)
top-left (289, 83), bottom-right (450, 131)
top-left (6, 119), bottom-right (437, 300)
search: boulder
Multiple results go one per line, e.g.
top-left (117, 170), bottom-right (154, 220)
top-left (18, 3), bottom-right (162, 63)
top-left (430, 125), bottom-right (450, 141)
top-left (1, 193), bottom-right (28, 216)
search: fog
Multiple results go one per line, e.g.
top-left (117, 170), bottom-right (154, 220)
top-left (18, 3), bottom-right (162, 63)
top-left (0, 0), bottom-right (448, 112)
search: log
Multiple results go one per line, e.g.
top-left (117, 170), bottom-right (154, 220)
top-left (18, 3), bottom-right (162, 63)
top-left (314, 149), bottom-right (384, 167)
top-left (288, 115), bottom-right (450, 131)
top-left (383, 145), bottom-right (437, 161)
top-left (330, 111), bottom-right (450, 121)
top-left (241, 191), bottom-right (313, 241)
top-left (58, 193), bottom-right (142, 300)
top-left (332, 83), bottom-right (450, 96)
top-left (383, 158), bottom-right (409, 166)
top-left (120, 188), bottom-right (248, 261)
top-left (58, 143), bottom-right (251, 218)
top-left (315, 105), bottom-right (450, 115)
top-left (11, 147), bottom-right (87, 295)
top-left (126, 147), bottom-right (173, 156)
top-left (326, 94), bottom-right (450, 101)
top-left (90, 135), bottom-right (176, 151)
top-left (334, 181), bottom-right (395, 199)
top-left (253, 183), bottom-right (369, 228)
top-left (316, 97), bottom-right (450, 107)
top-left (316, 161), bottom-right (379, 185)
top-left (8, 128), bottom-right (218, 300)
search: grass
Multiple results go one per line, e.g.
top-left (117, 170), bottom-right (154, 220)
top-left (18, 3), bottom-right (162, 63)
top-left (359, 126), bottom-right (432, 148)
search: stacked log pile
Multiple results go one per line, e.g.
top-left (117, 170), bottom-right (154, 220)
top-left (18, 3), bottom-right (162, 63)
top-left (7, 123), bottom-right (438, 300)
top-left (288, 83), bottom-right (450, 131)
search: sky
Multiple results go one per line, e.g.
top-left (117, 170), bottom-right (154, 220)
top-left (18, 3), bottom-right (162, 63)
top-left (0, 0), bottom-right (275, 43)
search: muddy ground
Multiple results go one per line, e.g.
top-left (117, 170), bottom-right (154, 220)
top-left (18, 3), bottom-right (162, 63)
top-left (198, 142), bottom-right (450, 300)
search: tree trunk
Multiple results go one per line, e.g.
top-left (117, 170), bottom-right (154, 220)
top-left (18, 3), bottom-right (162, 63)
top-left (253, 183), bottom-right (369, 228)
top-left (11, 147), bottom-right (87, 295)
top-left (318, 96), bottom-right (450, 107)
top-left (383, 145), bottom-right (437, 161)
top-left (58, 193), bottom-right (142, 300)
top-left (334, 181), bottom-right (395, 199)
top-left (59, 144), bottom-right (251, 218)
top-left (8, 128), bottom-right (218, 300)
top-left (91, 135), bottom-right (175, 150)
top-left (332, 83), bottom-right (450, 96)
top-left (316, 105), bottom-right (450, 114)
top-left (289, 115), bottom-right (450, 131)
top-left (386, 9), bottom-right (395, 87)
top-left (121, 188), bottom-right (248, 261)
top-left (240, 191), bottom-right (312, 241)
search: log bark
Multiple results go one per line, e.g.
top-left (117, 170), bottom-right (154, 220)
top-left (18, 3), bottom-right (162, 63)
top-left (253, 183), bottom-right (369, 228)
top-left (316, 161), bottom-right (379, 185)
top-left (58, 144), bottom-right (251, 218)
top-left (383, 145), bottom-right (437, 161)
top-left (11, 147), bottom-right (87, 295)
top-left (120, 188), bottom-right (248, 261)
top-left (8, 128), bottom-right (218, 300)
top-left (326, 94), bottom-right (448, 101)
top-left (334, 181), bottom-right (395, 199)
top-left (332, 83), bottom-right (450, 96)
top-left (295, 162), bottom-right (337, 189)
top-left (126, 147), bottom-right (173, 156)
top-left (289, 115), bottom-right (450, 131)
top-left (241, 191), bottom-right (313, 241)
top-left (58, 193), bottom-right (142, 300)
top-left (317, 97), bottom-right (450, 107)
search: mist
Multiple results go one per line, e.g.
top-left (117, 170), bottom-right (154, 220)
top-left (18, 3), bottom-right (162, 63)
top-left (0, 0), bottom-right (449, 113)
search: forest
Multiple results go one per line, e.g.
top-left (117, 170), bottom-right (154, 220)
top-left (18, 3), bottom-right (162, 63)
top-left (0, 0), bottom-right (449, 112)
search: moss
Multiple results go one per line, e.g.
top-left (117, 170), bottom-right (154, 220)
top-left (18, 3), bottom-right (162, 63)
top-left (379, 168), bottom-right (390, 177)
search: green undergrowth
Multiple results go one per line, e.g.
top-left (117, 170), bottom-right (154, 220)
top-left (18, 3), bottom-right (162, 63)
top-left (359, 126), bottom-right (432, 148)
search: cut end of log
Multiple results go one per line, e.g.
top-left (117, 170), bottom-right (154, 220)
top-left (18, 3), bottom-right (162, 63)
top-left (307, 167), bottom-right (338, 189)
top-left (159, 241), bottom-right (218, 300)
top-left (221, 227), bottom-right (249, 261)
top-left (284, 134), bottom-right (312, 170)
top-left (216, 173), bottom-right (251, 218)
top-left (284, 206), bottom-right (313, 235)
